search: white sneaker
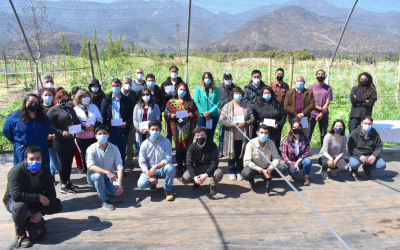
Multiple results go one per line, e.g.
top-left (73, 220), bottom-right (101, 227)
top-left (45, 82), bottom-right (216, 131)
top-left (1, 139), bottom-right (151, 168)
top-left (329, 168), bottom-right (337, 177)
top-left (229, 174), bottom-right (236, 180)
top-left (236, 173), bottom-right (244, 181)
top-left (321, 171), bottom-right (329, 180)
top-left (78, 168), bottom-right (84, 174)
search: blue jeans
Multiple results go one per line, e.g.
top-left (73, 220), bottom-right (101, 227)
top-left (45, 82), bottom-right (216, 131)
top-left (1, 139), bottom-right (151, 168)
top-left (109, 128), bottom-right (129, 167)
top-left (197, 116), bottom-right (219, 142)
top-left (349, 155), bottom-right (386, 171)
top-left (87, 170), bottom-right (119, 201)
top-left (287, 157), bottom-right (312, 177)
top-left (219, 121), bottom-right (225, 153)
top-left (48, 148), bottom-right (60, 176)
top-left (137, 164), bottom-right (176, 191)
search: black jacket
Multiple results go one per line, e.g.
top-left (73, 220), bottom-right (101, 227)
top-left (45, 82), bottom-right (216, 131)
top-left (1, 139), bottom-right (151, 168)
top-left (47, 105), bottom-right (81, 140)
top-left (349, 86), bottom-right (377, 119)
top-left (348, 125), bottom-right (382, 158)
top-left (3, 162), bottom-right (59, 215)
top-left (139, 84), bottom-right (167, 113)
top-left (219, 84), bottom-right (236, 110)
top-left (186, 141), bottom-right (219, 178)
top-left (252, 101), bottom-right (286, 139)
top-left (122, 89), bottom-right (138, 109)
top-left (243, 80), bottom-right (267, 109)
top-left (101, 93), bottom-right (134, 135)
top-left (161, 77), bottom-right (185, 103)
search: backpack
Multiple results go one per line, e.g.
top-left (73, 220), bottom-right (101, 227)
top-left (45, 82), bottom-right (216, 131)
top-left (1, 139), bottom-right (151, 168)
top-left (25, 217), bottom-right (46, 241)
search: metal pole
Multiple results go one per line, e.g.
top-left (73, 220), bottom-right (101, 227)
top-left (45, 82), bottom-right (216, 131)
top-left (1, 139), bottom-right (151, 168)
top-left (87, 41), bottom-right (95, 80)
top-left (94, 44), bottom-right (103, 82)
top-left (397, 55), bottom-right (400, 103)
top-left (289, 57), bottom-right (294, 89)
top-left (185, 0), bottom-right (192, 84)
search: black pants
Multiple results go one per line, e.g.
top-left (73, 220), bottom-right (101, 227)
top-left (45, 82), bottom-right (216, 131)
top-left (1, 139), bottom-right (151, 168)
top-left (318, 157), bottom-right (348, 172)
top-left (76, 137), bottom-right (97, 173)
top-left (309, 116), bottom-right (329, 146)
top-left (6, 199), bottom-right (62, 233)
top-left (176, 147), bottom-right (187, 171)
top-left (53, 138), bottom-right (75, 185)
top-left (227, 140), bottom-right (244, 174)
top-left (241, 166), bottom-right (288, 181)
top-left (349, 117), bottom-right (361, 134)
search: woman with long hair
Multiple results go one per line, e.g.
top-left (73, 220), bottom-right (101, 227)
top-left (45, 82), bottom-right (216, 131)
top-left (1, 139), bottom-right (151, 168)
top-left (88, 79), bottom-right (106, 110)
top-left (194, 72), bottom-right (221, 141)
top-left (165, 83), bottom-right (200, 177)
top-left (3, 93), bottom-right (51, 167)
top-left (349, 72), bottom-right (377, 133)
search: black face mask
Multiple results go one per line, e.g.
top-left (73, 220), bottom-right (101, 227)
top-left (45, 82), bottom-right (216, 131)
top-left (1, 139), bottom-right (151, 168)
top-left (360, 79), bottom-right (369, 87)
top-left (293, 128), bottom-right (302, 135)
top-left (196, 137), bottom-right (206, 145)
top-left (27, 103), bottom-right (39, 112)
top-left (316, 76), bottom-right (325, 82)
top-left (58, 99), bottom-right (68, 108)
top-left (277, 76), bottom-right (284, 81)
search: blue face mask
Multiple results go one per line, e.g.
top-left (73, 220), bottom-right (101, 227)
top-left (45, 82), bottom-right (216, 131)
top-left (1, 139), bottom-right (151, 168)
top-left (234, 94), bottom-right (242, 102)
top-left (27, 161), bottom-right (41, 171)
top-left (112, 87), bottom-right (121, 95)
top-left (150, 131), bottom-right (160, 139)
top-left (97, 135), bottom-right (108, 144)
top-left (296, 82), bottom-right (304, 89)
top-left (263, 94), bottom-right (271, 101)
top-left (147, 81), bottom-right (155, 88)
top-left (43, 96), bottom-right (53, 104)
top-left (258, 133), bottom-right (268, 142)
top-left (178, 90), bottom-right (186, 97)
top-left (363, 125), bottom-right (372, 132)
top-left (91, 87), bottom-right (99, 93)
top-left (204, 79), bottom-right (211, 85)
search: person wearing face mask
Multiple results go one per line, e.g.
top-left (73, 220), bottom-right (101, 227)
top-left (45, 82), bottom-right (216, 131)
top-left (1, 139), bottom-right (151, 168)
top-left (282, 121), bottom-right (312, 186)
top-left (3, 93), bottom-right (51, 168)
top-left (284, 76), bottom-right (315, 136)
top-left (131, 68), bottom-right (146, 96)
top-left (41, 89), bottom-right (60, 185)
top-left (268, 68), bottom-right (289, 107)
top-left (73, 89), bottom-right (103, 174)
top-left (348, 116), bottom-right (386, 179)
top-left (243, 70), bottom-right (266, 109)
top-left (164, 83), bottom-right (199, 177)
top-left (252, 86), bottom-right (286, 154)
top-left (88, 79), bottom-right (106, 110)
top-left (85, 126), bottom-right (124, 210)
top-left (39, 74), bottom-right (56, 101)
top-left (307, 70), bottom-right (333, 146)
top-left (349, 72), bottom-right (377, 133)
top-left (218, 72), bottom-right (236, 158)
top-left (242, 125), bottom-right (287, 196)
top-left (219, 87), bottom-right (255, 181)
top-left (137, 120), bottom-right (176, 201)
top-left (183, 127), bottom-right (223, 196)
top-left (133, 87), bottom-right (160, 154)
top-left (3, 146), bottom-right (62, 248)
top-left (317, 119), bottom-right (348, 180)
top-left (144, 74), bottom-right (166, 117)
top-left (101, 78), bottom-right (134, 169)
top-left (47, 89), bottom-right (83, 194)
top-left (194, 72), bottom-right (221, 142)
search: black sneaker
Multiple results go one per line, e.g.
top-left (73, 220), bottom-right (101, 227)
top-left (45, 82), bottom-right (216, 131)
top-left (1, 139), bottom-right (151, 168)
top-left (101, 200), bottom-right (115, 210)
top-left (351, 169), bottom-right (358, 179)
top-left (53, 175), bottom-right (59, 186)
top-left (219, 152), bottom-right (224, 158)
top-left (60, 186), bottom-right (76, 194)
top-left (265, 179), bottom-right (271, 197)
top-left (249, 179), bottom-right (257, 191)
top-left (67, 182), bottom-right (79, 191)
top-left (208, 184), bottom-right (216, 196)
top-left (14, 232), bottom-right (32, 248)
top-left (363, 165), bottom-right (372, 179)
top-left (193, 183), bottom-right (200, 191)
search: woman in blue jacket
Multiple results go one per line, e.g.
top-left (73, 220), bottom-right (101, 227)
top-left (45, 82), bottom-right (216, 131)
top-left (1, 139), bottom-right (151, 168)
top-left (194, 72), bottom-right (221, 141)
top-left (3, 93), bottom-right (51, 167)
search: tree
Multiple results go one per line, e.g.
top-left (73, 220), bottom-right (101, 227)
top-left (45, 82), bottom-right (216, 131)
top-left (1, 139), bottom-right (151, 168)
top-left (60, 35), bottom-right (68, 55)
top-left (168, 23), bottom-right (184, 64)
top-left (79, 39), bottom-right (88, 58)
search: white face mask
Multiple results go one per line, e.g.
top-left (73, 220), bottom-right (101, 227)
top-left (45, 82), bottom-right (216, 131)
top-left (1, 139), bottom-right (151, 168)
top-left (82, 97), bottom-right (91, 105)
top-left (170, 73), bottom-right (178, 79)
top-left (142, 95), bottom-right (150, 102)
top-left (253, 79), bottom-right (260, 85)
top-left (136, 74), bottom-right (143, 80)
top-left (44, 83), bottom-right (54, 88)
top-left (224, 80), bottom-right (232, 86)
top-left (123, 84), bottom-right (130, 90)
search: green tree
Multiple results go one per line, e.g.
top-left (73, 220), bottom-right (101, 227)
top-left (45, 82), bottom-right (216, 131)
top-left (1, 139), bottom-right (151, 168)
top-left (79, 39), bottom-right (88, 58)
top-left (60, 35), bottom-right (68, 55)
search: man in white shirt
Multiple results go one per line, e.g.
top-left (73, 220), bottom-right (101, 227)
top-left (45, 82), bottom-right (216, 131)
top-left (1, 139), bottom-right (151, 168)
top-left (86, 125), bottom-right (124, 210)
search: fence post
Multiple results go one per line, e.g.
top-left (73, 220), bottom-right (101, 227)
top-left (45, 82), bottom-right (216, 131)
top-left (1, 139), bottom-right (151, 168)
top-left (29, 60), bottom-right (33, 81)
top-left (289, 57), bottom-right (294, 89)
top-left (397, 55), bottom-right (400, 102)
top-left (63, 59), bottom-right (66, 78)
top-left (4, 55), bottom-right (8, 89)
top-left (24, 60), bottom-right (27, 83)
top-left (94, 44), bottom-right (103, 82)
top-left (14, 56), bottom-right (18, 82)
top-left (268, 58), bottom-right (272, 84)
top-left (87, 41), bottom-right (95, 80)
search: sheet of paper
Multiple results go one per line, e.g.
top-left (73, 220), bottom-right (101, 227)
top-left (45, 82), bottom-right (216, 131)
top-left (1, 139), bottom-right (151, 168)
top-left (68, 124), bottom-right (82, 134)
top-left (176, 110), bottom-right (188, 119)
top-left (87, 115), bottom-right (96, 125)
top-left (111, 118), bottom-right (123, 126)
top-left (206, 119), bottom-right (213, 129)
top-left (263, 118), bottom-right (276, 127)
top-left (165, 86), bottom-right (174, 94)
top-left (139, 121), bottom-right (150, 130)
top-left (301, 117), bottom-right (309, 128)
top-left (233, 115), bottom-right (244, 123)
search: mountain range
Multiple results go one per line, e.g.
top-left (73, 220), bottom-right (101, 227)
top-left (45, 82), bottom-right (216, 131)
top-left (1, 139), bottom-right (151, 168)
top-left (1, 0), bottom-right (400, 55)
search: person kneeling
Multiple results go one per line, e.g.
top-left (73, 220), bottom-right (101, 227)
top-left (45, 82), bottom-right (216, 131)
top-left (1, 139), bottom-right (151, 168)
top-left (137, 120), bottom-right (176, 201)
top-left (242, 125), bottom-right (287, 196)
top-left (348, 116), bottom-right (386, 179)
top-left (3, 146), bottom-right (62, 248)
top-left (183, 127), bottom-right (223, 196)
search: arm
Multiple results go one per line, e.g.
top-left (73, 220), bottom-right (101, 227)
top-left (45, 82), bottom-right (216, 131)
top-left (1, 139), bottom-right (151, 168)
top-left (48, 110), bottom-right (63, 136)
top-left (319, 134), bottom-right (331, 157)
top-left (209, 88), bottom-right (221, 114)
top-left (2, 113), bottom-right (14, 142)
top-left (161, 139), bottom-right (172, 165)
top-left (154, 104), bottom-right (160, 121)
top-left (268, 141), bottom-right (282, 170)
top-left (219, 104), bottom-right (233, 128)
top-left (281, 137), bottom-right (290, 163)
top-left (8, 171), bottom-right (40, 203)
top-left (283, 92), bottom-right (296, 118)
top-left (205, 145), bottom-right (219, 176)
top-left (38, 171), bottom-right (58, 215)
top-left (372, 133), bottom-right (383, 158)
top-left (243, 142), bottom-right (262, 172)
top-left (276, 104), bottom-right (286, 127)
top-left (126, 98), bottom-right (134, 126)
top-left (302, 92), bottom-right (315, 117)
top-left (194, 87), bottom-right (206, 115)
top-left (133, 105), bottom-right (140, 130)
top-left (348, 133), bottom-right (362, 157)
top-left (350, 87), bottom-right (365, 104)
top-left (360, 89), bottom-right (377, 107)
top-left (186, 146), bottom-right (196, 178)
top-left (300, 137), bottom-right (310, 159)
top-left (138, 141), bottom-right (150, 172)
top-left (100, 98), bottom-right (108, 125)
top-left (242, 88), bottom-right (251, 108)
top-left (158, 90), bottom-right (166, 113)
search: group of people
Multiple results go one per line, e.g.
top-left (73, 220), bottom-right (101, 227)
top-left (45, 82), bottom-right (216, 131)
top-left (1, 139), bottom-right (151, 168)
top-left (2, 66), bottom-right (387, 248)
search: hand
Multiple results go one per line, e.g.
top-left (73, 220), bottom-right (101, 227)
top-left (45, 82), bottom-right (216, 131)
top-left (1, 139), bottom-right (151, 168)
top-left (367, 155), bottom-right (376, 164)
top-left (47, 134), bottom-right (54, 140)
top-left (321, 107), bottom-right (328, 114)
top-left (238, 123), bottom-right (245, 129)
top-left (288, 163), bottom-right (295, 173)
top-left (62, 131), bottom-right (71, 137)
top-left (194, 177), bottom-right (202, 185)
top-left (149, 177), bottom-right (158, 184)
top-left (114, 184), bottom-right (124, 195)
top-left (85, 125), bottom-right (94, 132)
top-left (119, 122), bottom-right (127, 128)
top-left (79, 130), bottom-right (85, 134)
top-left (334, 153), bottom-right (343, 164)
top-left (295, 114), bottom-right (302, 120)
top-left (328, 159), bottom-right (336, 168)
top-left (261, 168), bottom-right (271, 178)
top-left (360, 155), bottom-right (368, 164)
top-left (39, 195), bottom-right (49, 206)
top-left (206, 116), bottom-right (211, 121)
top-left (148, 167), bottom-right (156, 177)
top-left (273, 124), bottom-right (279, 129)
top-left (295, 161), bottom-right (300, 172)
top-left (170, 114), bottom-right (177, 119)
top-left (316, 114), bottom-right (323, 121)
top-left (106, 171), bottom-right (116, 182)
top-left (167, 91), bottom-right (171, 95)
top-left (187, 112), bottom-right (193, 118)
top-left (29, 212), bottom-right (43, 224)
top-left (353, 95), bottom-right (356, 98)
top-left (366, 100), bottom-right (369, 102)
top-left (198, 174), bottom-right (208, 184)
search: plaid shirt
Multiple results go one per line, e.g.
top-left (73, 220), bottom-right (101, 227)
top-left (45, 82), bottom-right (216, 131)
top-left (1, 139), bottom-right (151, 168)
top-left (282, 136), bottom-right (310, 163)
top-left (268, 80), bottom-right (290, 107)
